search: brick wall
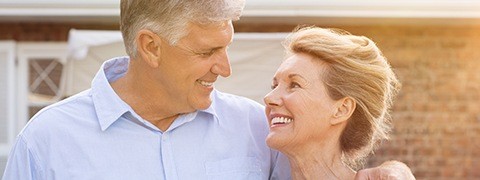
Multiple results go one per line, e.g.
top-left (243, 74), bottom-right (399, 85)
top-left (1, 22), bottom-right (479, 179)
top-left (0, 23), bottom-right (118, 41)
top-left (343, 25), bottom-right (480, 179)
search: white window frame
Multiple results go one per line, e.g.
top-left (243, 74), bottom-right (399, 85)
top-left (16, 42), bottom-right (68, 135)
top-left (0, 41), bottom-right (16, 156)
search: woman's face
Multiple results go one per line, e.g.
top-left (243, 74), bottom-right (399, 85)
top-left (264, 53), bottom-right (340, 151)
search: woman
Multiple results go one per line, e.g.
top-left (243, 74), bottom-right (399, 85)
top-left (264, 26), bottom-right (401, 179)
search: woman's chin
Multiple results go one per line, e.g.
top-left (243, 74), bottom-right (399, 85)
top-left (266, 133), bottom-right (287, 151)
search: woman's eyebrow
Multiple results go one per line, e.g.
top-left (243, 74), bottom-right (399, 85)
top-left (288, 73), bottom-right (306, 81)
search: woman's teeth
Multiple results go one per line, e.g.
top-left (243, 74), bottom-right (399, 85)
top-left (271, 117), bottom-right (293, 125)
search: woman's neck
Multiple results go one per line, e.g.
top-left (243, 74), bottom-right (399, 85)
top-left (284, 139), bottom-right (356, 180)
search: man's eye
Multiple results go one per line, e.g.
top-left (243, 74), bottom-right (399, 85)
top-left (198, 51), bottom-right (215, 57)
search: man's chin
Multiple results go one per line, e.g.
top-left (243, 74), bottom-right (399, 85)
top-left (192, 98), bottom-right (213, 110)
top-left (196, 101), bottom-right (212, 110)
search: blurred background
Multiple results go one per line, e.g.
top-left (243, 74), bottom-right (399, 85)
top-left (1, 0), bottom-right (479, 179)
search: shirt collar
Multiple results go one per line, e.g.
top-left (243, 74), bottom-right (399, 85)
top-left (199, 90), bottom-right (218, 119)
top-left (166, 94), bottom-right (218, 132)
top-left (166, 89), bottom-right (220, 131)
top-left (91, 56), bottom-right (131, 131)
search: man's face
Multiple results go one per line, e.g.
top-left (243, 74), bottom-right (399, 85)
top-left (155, 21), bottom-right (233, 113)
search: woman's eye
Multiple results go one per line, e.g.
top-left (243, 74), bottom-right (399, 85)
top-left (271, 84), bottom-right (278, 90)
top-left (290, 82), bottom-right (301, 88)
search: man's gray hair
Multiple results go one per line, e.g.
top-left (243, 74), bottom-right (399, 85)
top-left (120, 0), bottom-right (246, 58)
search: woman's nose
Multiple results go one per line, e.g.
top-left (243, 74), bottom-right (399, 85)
top-left (264, 89), bottom-right (282, 107)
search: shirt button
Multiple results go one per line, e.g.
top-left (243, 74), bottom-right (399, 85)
top-left (162, 135), bottom-right (168, 141)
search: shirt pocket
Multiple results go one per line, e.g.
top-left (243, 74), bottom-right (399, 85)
top-left (205, 157), bottom-right (264, 180)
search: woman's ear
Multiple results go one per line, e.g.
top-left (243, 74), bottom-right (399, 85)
top-left (136, 29), bottom-right (162, 68)
top-left (330, 97), bottom-right (356, 125)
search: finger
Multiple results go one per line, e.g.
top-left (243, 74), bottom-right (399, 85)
top-left (354, 169), bottom-right (372, 180)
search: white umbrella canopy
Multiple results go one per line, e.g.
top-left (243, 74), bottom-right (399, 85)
top-left (66, 29), bottom-right (126, 96)
top-left (216, 34), bottom-right (287, 103)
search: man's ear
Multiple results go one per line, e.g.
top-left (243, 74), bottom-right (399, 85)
top-left (330, 97), bottom-right (356, 125)
top-left (136, 29), bottom-right (162, 68)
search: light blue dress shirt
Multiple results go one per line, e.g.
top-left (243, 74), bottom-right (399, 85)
top-left (2, 57), bottom-right (291, 180)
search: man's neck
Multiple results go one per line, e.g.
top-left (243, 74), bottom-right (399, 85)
top-left (110, 68), bottom-right (182, 132)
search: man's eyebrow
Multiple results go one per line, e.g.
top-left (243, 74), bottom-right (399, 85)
top-left (204, 46), bottom-right (223, 52)
top-left (197, 41), bottom-right (233, 52)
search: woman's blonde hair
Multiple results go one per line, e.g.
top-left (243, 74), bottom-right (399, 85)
top-left (283, 26), bottom-right (401, 169)
top-left (120, 0), bottom-right (245, 58)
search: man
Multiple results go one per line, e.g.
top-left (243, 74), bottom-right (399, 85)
top-left (3, 0), bottom-right (414, 179)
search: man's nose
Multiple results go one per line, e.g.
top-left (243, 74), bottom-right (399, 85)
top-left (212, 49), bottom-right (231, 77)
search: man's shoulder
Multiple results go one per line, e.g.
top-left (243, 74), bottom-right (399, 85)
top-left (213, 90), bottom-right (264, 111)
top-left (211, 90), bottom-right (266, 121)
top-left (21, 90), bottom-right (96, 137)
top-left (31, 89), bottom-right (94, 118)
top-left (211, 90), bottom-right (269, 137)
